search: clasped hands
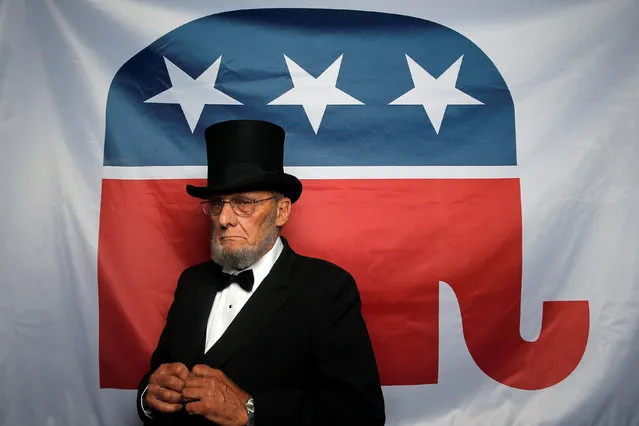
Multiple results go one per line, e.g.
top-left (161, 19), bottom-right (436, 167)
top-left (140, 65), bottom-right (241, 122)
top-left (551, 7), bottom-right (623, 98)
top-left (145, 362), bottom-right (250, 426)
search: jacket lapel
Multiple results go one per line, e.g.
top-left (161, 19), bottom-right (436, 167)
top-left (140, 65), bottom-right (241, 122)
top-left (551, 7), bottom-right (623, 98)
top-left (198, 241), bottom-right (297, 368)
top-left (180, 261), bottom-right (222, 368)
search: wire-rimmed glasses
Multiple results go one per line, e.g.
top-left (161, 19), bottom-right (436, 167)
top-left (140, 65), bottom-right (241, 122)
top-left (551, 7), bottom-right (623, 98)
top-left (201, 195), bottom-right (276, 217)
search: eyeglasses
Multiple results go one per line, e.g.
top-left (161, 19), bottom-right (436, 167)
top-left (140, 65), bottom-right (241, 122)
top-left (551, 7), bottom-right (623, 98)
top-left (201, 195), bottom-right (276, 217)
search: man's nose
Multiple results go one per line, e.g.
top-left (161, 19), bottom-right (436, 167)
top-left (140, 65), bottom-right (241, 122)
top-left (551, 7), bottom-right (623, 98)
top-left (217, 201), bottom-right (237, 227)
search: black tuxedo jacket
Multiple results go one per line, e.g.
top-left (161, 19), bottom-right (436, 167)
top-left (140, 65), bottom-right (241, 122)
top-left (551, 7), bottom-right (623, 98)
top-left (137, 239), bottom-right (385, 425)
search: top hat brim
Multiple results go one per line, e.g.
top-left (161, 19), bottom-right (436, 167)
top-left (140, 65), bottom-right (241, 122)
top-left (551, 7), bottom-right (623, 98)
top-left (186, 172), bottom-right (303, 203)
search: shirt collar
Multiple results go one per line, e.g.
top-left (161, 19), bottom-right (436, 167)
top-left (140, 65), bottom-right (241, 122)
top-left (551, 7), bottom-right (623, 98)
top-left (222, 237), bottom-right (284, 291)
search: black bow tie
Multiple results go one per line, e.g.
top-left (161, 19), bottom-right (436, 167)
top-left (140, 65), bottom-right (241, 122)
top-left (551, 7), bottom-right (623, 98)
top-left (220, 270), bottom-right (254, 292)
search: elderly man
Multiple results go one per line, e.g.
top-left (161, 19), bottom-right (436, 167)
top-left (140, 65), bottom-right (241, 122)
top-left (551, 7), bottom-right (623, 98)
top-left (137, 120), bottom-right (385, 425)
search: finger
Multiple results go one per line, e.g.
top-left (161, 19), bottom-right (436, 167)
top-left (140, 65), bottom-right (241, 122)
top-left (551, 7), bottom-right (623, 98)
top-left (156, 374), bottom-right (186, 392)
top-left (191, 364), bottom-right (218, 377)
top-left (182, 395), bottom-right (199, 404)
top-left (146, 397), bottom-right (184, 414)
top-left (167, 362), bottom-right (190, 381)
top-left (183, 376), bottom-right (208, 389)
top-left (181, 386), bottom-right (204, 402)
top-left (150, 363), bottom-right (186, 384)
top-left (148, 384), bottom-right (183, 404)
top-left (184, 400), bottom-right (208, 416)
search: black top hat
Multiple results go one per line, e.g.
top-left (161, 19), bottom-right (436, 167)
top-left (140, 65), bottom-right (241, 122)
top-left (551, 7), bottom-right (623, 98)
top-left (186, 120), bottom-right (303, 203)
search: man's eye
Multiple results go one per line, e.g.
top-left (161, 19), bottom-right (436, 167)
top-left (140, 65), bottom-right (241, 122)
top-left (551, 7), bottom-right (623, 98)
top-left (236, 198), bottom-right (253, 206)
top-left (210, 199), bottom-right (224, 207)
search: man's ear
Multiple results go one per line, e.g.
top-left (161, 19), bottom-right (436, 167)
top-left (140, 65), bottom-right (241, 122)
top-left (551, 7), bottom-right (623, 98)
top-left (275, 197), bottom-right (292, 227)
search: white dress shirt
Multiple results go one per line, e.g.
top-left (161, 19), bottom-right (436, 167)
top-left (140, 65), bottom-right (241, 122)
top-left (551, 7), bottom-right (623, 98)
top-left (204, 237), bottom-right (283, 352)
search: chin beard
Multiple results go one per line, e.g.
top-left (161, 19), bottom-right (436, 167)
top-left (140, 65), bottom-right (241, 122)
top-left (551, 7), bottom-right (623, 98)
top-left (210, 213), bottom-right (279, 270)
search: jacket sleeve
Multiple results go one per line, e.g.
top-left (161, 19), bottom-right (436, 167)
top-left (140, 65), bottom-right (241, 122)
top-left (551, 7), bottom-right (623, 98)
top-left (135, 272), bottom-right (189, 425)
top-left (252, 272), bottom-right (386, 426)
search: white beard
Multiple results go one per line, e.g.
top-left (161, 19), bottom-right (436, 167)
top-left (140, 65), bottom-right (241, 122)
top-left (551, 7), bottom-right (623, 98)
top-left (209, 209), bottom-right (279, 270)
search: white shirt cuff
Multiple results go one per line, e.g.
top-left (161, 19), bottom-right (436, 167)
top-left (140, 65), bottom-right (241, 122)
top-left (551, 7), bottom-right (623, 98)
top-left (140, 385), bottom-right (154, 419)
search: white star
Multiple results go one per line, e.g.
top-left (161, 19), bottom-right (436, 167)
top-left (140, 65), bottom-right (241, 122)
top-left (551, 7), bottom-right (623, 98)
top-left (390, 55), bottom-right (483, 134)
top-left (269, 55), bottom-right (363, 134)
top-left (145, 56), bottom-right (242, 132)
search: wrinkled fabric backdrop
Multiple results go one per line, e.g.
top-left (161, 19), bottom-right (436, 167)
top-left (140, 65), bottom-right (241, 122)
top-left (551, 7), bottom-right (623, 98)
top-left (1, 1), bottom-right (638, 425)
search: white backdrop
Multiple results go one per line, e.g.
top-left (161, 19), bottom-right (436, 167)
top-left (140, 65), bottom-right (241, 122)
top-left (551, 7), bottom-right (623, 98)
top-left (1, 1), bottom-right (638, 425)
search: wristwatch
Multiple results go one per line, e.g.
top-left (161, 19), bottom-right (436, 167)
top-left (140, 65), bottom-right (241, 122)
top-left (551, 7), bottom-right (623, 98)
top-left (245, 396), bottom-right (255, 426)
